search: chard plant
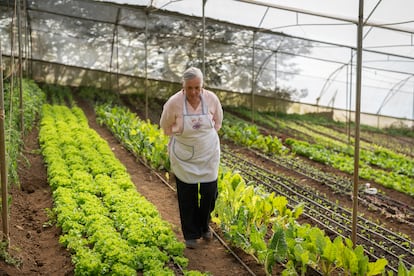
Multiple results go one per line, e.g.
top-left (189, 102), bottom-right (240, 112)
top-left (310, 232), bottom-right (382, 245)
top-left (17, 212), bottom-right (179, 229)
top-left (397, 260), bottom-right (414, 276)
top-left (220, 114), bottom-right (286, 155)
top-left (212, 168), bottom-right (297, 275)
top-left (213, 167), bottom-right (389, 276)
top-left (95, 103), bottom-right (170, 171)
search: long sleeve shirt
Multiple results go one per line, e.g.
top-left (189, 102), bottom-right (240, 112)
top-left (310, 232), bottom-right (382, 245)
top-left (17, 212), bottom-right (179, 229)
top-left (160, 89), bottom-right (223, 136)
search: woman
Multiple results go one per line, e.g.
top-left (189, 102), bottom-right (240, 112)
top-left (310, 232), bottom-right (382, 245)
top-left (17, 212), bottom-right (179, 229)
top-left (160, 67), bottom-right (223, 249)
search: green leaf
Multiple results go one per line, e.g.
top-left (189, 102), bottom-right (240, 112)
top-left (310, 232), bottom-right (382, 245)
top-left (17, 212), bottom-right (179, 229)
top-left (366, 258), bottom-right (388, 276)
top-left (268, 225), bottom-right (287, 262)
top-left (354, 245), bottom-right (369, 276)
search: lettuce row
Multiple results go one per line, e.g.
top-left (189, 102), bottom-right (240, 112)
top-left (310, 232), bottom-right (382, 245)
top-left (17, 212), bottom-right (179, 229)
top-left (39, 104), bottom-right (201, 275)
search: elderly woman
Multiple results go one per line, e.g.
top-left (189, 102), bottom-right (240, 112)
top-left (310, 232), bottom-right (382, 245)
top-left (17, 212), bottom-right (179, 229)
top-left (160, 67), bottom-right (223, 249)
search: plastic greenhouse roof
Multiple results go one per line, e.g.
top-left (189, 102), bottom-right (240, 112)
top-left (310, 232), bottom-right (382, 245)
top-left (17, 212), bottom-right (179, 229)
top-left (0, 0), bottom-right (413, 120)
top-left (107, 0), bottom-right (414, 58)
top-left (103, 0), bottom-right (414, 121)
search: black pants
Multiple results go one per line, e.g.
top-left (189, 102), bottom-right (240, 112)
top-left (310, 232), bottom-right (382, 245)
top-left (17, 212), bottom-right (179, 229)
top-left (176, 177), bottom-right (218, 240)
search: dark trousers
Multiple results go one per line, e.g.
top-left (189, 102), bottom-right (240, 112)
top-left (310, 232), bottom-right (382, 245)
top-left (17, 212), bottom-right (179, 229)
top-left (176, 177), bottom-right (218, 240)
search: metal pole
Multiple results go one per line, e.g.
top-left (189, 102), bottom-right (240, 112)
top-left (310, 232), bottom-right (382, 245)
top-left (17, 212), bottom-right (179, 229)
top-left (251, 31), bottom-right (256, 123)
top-left (115, 13), bottom-right (120, 99)
top-left (18, 0), bottom-right (27, 78)
top-left (345, 63), bottom-right (349, 144)
top-left (352, 0), bottom-right (364, 247)
top-left (109, 9), bottom-right (120, 92)
top-left (348, 49), bottom-right (354, 144)
top-left (10, 0), bottom-right (16, 122)
top-left (17, 0), bottom-right (24, 134)
top-left (144, 10), bottom-right (149, 120)
top-left (23, 0), bottom-right (28, 78)
top-left (274, 51), bottom-right (278, 117)
top-left (0, 39), bottom-right (10, 242)
top-left (202, 0), bottom-right (207, 75)
top-left (25, 0), bottom-right (33, 78)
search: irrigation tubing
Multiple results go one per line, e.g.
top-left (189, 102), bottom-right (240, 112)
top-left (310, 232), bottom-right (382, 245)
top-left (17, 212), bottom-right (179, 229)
top-left (221, 149), bottom-right (412, 271)
top-left (255, 149), bottom-right (414, 236)
top-left (253, 147), bottom-right (414, 227)
top-left (221, 148), bottom-right (413, 273)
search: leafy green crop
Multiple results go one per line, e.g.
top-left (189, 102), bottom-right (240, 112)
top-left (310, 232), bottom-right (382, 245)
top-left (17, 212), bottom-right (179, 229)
top-left (92, 101), bottom-right (392, 275)
top-left (285, 138), bottom-right (414, 197)
top-left (2, 79), bottom-right (46, 187)
top-left (214, 167), bottom-right (389, 276)
top-left (220, 114), bottom-right (286, 155)
top-left (39, 104), bottom-right (202, 275)
top-left (226, 106), bottom-right (414, 197)
top-left (95, 103), bottom-right (170, 171)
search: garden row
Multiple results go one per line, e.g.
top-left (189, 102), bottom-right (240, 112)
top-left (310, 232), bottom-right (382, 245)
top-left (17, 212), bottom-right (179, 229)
top-left (222, 110), bottom-right (414, 197)
top-left (1, 79), bottom-right (45, 188)
top-left (0, 79), bottom-right (46, 266)
top-left (38, 103), bottom-right (203, 275)
top-left (227, 106), bottom-right (413, 157)
top-left (1, 81), bottom-right (203, 274)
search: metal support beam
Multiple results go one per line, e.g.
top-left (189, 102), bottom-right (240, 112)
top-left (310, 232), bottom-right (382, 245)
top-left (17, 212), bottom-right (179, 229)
top-left (144, 10), bottom-right (149, 120)
top-left (251, 31), bottom-right (256, 123)
top-left (237, 0), bottom-right (414, 34)
top-left (0, 39), bottom-right (10, 243)
top-left (202, 0), bottom-right (207, 75)
top-left (17, 0), bottom-right (24, 134)
top-left (351, 0), bottom-right (364, 247)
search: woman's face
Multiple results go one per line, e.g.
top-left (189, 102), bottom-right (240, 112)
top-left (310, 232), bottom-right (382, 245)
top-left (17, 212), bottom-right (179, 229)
top-left (184, 77), bottom-right (202, 102)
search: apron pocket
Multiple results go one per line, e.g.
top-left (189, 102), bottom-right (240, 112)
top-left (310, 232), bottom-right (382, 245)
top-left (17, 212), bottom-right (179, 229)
top-left (172, 139), bottom-right (194, 161)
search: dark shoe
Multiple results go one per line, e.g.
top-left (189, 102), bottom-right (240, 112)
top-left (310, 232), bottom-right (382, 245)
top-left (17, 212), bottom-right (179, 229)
top-left (185, 239), bottom-right (198, 249)
top-left (202, 230), bottom-right (213, 241)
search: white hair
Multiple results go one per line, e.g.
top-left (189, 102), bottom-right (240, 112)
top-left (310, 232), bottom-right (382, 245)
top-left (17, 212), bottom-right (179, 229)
top-left (182, 67), bottom-right (203, 85)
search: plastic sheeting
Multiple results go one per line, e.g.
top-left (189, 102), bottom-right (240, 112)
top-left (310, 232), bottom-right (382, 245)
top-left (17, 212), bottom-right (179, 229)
top-left (0, 0), bottom-right (413, 120)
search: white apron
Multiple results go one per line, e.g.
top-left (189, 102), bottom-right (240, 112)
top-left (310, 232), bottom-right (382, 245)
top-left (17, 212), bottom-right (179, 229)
top-left (170, 95), bottom-right (220, 183)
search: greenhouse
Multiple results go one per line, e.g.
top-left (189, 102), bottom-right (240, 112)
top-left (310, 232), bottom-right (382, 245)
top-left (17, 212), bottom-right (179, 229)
top-left (0, 0), bottom-right (413, 275)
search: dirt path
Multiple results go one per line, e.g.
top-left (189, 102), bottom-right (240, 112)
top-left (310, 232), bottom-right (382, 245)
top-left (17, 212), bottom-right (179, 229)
top-left (0, 126), bottom-right (74, 276)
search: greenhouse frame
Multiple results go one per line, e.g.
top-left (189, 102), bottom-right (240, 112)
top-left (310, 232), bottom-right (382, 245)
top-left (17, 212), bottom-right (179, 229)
top-left (1, 0), bottom-right (413, 127)
top-left (0, 0), bottom-right (413, 274)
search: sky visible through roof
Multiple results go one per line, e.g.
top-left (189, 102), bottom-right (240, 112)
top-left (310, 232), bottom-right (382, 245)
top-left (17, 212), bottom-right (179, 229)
top-left (37, 0), bottom-right (414, 119)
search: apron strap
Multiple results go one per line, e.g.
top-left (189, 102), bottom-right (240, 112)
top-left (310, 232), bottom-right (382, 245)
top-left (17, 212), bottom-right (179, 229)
top-left (183, 91), bottom-right (207, 115)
